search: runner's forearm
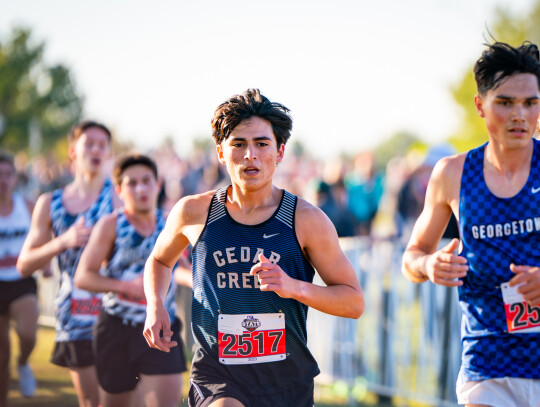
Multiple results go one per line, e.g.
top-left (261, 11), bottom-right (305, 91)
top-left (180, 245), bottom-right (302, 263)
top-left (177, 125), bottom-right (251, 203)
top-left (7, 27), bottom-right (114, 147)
top-left (17, 237), bottom-right (66, 277)
top-left (144, 254), bottom-right (173, 307)
top-left (294, 281), bottom-right (364, 319)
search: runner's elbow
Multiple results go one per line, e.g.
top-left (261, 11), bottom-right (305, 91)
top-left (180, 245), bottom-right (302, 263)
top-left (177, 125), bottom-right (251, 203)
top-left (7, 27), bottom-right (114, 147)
top-left (73, 270), bottom-right (85, 290)
top-left (16, 257), bottom-right (34, 278)
top-left (344, 291), bottom-right (365, 319)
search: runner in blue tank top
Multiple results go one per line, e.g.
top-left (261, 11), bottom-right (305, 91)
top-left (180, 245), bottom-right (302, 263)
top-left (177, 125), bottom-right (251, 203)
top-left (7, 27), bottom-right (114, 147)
top-left (17, 121), bottom-right (118, 407)
top-left (402, 42), bottom-right (540, 407)
top-left (75, 154), bottom-right (189, 407)
top-left (143, 89), bottom-right (365, 407)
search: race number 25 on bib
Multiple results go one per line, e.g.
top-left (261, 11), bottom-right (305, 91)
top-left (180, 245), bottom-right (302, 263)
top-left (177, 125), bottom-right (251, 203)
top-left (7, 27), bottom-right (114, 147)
top-left (218, 313), bottom-right (286, 365)
top-left (501, 283), bottom-right (540, 333)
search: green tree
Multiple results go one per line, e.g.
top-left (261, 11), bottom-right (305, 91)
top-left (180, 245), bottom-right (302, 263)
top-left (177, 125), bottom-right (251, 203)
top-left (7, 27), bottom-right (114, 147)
top-left (449, 5), bottom-right (537, 150)
top-left (0, 27), bottom-right (83, 156)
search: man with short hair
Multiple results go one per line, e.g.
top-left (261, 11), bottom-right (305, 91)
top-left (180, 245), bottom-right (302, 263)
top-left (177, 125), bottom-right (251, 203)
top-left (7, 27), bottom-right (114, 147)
top-left (144, 88), bottom-right (365, 407)
top-left (75, 153), bottom-right (187, 407)
top-left (402, 42), bottom-right (540, 406)
top-left (18, 120), bottom-right (118, 407)
top-left (0, 151), bottom-right (41, 404)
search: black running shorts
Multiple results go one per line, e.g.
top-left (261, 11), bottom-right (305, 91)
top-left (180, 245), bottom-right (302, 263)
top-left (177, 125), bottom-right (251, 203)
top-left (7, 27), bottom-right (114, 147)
top-left (93, 311), bottom-right (187, 393)
top-left (188, 377), bottom-right (314, 407)
top-left (0, 277), bottom-right (37, 314)
top-left (51, 339), bottom-right (94, 368)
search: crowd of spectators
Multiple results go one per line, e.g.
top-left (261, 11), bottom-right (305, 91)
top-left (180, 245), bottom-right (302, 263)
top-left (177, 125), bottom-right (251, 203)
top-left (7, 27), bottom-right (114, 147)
top-left (11, 139), bottom-right (458, 242)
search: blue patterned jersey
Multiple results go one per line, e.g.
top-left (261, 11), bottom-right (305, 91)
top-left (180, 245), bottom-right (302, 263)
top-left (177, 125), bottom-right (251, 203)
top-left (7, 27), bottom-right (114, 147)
top-left (50, 179), bottom-right (114, 341)
top-left (102, 209), bottom-right (176, 324)
top-left (190, 186), bottom-right (320, 395)
top-left (458, 139), bottom-right (540, 382)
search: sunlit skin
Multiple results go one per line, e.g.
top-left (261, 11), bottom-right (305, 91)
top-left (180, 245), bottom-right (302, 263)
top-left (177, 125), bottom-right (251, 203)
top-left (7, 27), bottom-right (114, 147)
top-left (70, 127), bottom-right (111, 177)
top-left (117, 165), bottom-right (160, 215)
top-left (475, 73), bottom-right (540, 153)
top-left (216, 117), bottom-right (284, 196)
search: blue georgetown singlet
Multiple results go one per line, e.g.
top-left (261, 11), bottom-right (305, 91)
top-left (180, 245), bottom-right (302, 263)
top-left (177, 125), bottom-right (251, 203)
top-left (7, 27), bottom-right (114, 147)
top-left (458, 139), bottom-right (540, 383)
top-left (50, 179), bottom-right (114, 341)
top-left (0, 193), bottom-right (31, 282)
top-left (101, 209), bottom-right (177, 324)
top-left (190, 186), bottom-right (320, 395)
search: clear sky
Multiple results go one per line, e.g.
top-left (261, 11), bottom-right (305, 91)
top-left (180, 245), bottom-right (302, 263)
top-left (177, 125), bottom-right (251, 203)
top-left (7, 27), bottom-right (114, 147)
top-left (0, 0), bottom-right (535, 158)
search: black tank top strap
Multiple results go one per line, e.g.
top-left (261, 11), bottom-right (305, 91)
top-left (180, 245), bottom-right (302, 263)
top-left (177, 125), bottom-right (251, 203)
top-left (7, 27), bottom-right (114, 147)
top-left (207, 187), bottom-right (228, 226)
top-left (275, 190), bottom-right (296, 229)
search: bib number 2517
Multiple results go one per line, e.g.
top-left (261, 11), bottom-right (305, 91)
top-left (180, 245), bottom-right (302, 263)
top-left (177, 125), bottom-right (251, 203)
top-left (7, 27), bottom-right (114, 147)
top-left (218, 313), bottom-right (286, 365)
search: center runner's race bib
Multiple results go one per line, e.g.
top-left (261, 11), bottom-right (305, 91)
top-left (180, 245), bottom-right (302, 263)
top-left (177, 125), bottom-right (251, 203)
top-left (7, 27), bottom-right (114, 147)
top-left (218, 313), bottom-right (286, 365)
top-left (502, 282), bottom-right (540, 333)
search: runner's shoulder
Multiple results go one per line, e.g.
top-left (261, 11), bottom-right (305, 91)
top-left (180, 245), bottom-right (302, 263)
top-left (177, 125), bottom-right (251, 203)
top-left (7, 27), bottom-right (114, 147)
top-left (94, 210), bottom-right (118, 230)
top-left (32, 191), bottom-right (54, 222)
top-left (430, 152), bottom-right (466, 187)
top-left (295, 196), bottom-right (334, 233)
top-left (170, 190), bottom-right (216, 226)
top-left (35, 190), bottom-right (53, 206)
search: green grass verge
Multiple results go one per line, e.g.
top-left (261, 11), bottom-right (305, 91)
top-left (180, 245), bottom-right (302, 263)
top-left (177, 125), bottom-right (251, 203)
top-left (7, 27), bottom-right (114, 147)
top-left (8, 326), bottom-right (77, 406)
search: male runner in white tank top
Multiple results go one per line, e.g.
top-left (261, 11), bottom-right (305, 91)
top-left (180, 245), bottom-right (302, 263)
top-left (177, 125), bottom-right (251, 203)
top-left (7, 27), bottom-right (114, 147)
top-left (0, 151), bottom-right (44, 405)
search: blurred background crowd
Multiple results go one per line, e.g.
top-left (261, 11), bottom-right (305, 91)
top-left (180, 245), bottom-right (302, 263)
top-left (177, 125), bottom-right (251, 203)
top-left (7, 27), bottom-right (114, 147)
top-left (10, 135), bottom-right (458, 242)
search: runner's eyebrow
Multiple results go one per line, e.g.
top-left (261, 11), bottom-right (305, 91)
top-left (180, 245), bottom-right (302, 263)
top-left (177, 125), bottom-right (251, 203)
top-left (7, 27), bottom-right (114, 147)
top-left (494, 95), bottom-right (540, 100)
top-left (229, 136), bottom-right (273, 142)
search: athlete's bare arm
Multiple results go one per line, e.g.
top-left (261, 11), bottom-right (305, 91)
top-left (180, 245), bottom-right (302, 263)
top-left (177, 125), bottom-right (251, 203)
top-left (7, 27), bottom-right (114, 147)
top-left (251, 198), bottom-right (364, 319)
top-left (22, 198), bottom-right (52, 278)
top-left (143, 192), bottom-right (212, 351)
top-left (17, 193), bottom-right (91, 277)
top-left (401, 155), bottom-right (469, 286)
top-left (74, 212), bottom-right (145, 299)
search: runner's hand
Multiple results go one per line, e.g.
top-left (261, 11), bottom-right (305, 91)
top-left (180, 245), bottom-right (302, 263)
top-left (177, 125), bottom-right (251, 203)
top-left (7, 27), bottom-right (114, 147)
top-left (250, 253), bottom-right (298, 298)
top-left (424, 238), bottom-right (468, 287)
top-left (509, 264), bottom-right (540, 306)
top-left (59, 216), bottom-right (92, 249)
top-left (143, 303), bottom-right (177, 352)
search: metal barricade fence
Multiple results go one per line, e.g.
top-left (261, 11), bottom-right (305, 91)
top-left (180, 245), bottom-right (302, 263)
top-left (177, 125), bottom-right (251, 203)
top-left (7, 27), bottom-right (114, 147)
top-left (37, 237), bottom-right (462, 406)
top-left (307, 236), bottom-right (461, 406)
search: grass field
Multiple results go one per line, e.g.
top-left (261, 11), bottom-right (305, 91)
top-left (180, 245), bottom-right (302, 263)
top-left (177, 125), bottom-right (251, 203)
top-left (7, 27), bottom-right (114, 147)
top-left (7, 326), bottom-right (396, 407)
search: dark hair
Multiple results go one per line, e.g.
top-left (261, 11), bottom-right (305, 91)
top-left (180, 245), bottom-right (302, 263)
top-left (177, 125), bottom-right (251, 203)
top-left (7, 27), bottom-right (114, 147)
top-left (0, 150), bottom-right (15, 171)
top-left (113, 153), bottom-right (158, 186)
top-left (211, 88), bottom-right (292, 147)
top-left (474, 41), bottom-right (540, 95)
top-left (69, 120), bottom-right (112, 144)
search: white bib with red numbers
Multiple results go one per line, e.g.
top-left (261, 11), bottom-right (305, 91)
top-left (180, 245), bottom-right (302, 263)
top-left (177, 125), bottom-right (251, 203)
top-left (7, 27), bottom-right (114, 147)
top-left (502, 282), bottom-right (540, 333)
top-left (218, 313), bottom-right (286, 365)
